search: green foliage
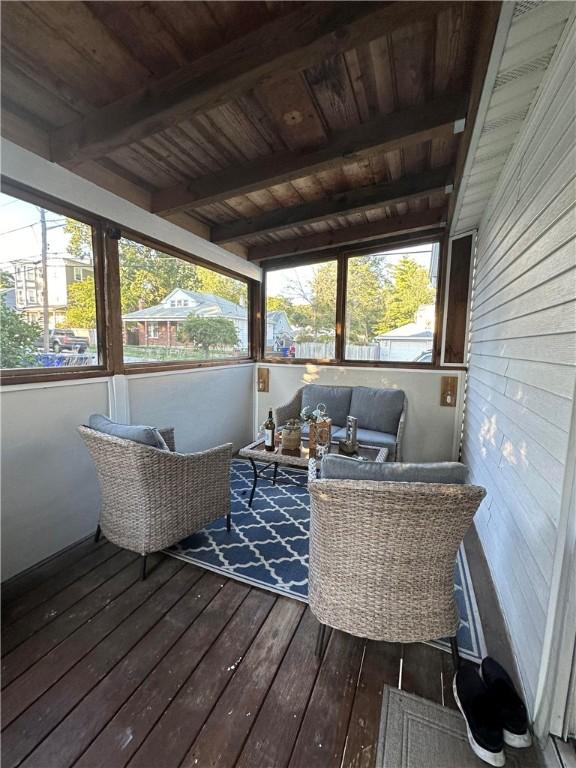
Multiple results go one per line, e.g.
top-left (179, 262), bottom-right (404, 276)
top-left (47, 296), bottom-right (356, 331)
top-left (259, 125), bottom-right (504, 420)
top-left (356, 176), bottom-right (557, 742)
top-left (179, 316), bottom-right (239, 352)
top-left (65, 277), bottom-right (97, 329)
top-left (267, 254), bottom-right (435, 343)
top-left (0, 298), bottom-right (41, 368)
top-left (196, 266), bottom-right (246, 306)
top-left (0, 269), bottom-right (14, 288)
top-left (378, 258), bottom-right (435, 334)
top-left (63, 218), bottom-right (245, 314)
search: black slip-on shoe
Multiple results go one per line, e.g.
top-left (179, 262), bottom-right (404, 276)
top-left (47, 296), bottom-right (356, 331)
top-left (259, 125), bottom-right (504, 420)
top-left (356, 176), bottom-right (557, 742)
top-left (453, 665), bottom-right (505, 767)
top-left (481, 657), bottom-right (532, 748)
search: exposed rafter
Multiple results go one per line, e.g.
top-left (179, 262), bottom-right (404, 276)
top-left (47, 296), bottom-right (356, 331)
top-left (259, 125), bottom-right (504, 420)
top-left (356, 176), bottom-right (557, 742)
top-left (152, 96), bottom-right (467, 214)
top-left (49, 1), bottom-right (458, 166)
top-left (212, 167), bottom-right (452, 243)
top-left (248, 209), bottom-right (447, 261)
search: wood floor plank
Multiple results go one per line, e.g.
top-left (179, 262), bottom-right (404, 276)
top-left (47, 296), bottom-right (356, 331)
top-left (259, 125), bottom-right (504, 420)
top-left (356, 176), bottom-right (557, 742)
top-left (341, 641), bottom-right (402, 768)
top-left (19, 571), bottom-right (225, 768)
top-left (401, 643), bottom-right (444, 704)
top-left (1, 538), bottom-right (109, 608)
top-left (74, 580), bottom-right (250, 768)
top-left (128, 588), bottom-right (277, 768)
top-left (288, 629), bottom-right (365, 768)
top-left (1, 553), bottom-right (151, 690)
top-left (235, 607), bottom-right (321, 768)
top-left (180, 597), bottom-right (304, 768)
top-left (1, 565), bottom-right (203, 768)
top-left (1, 549), bottom-right (137, 655)
top-left (1, 556), bottom-right (181, 727)
top-left (2, 542), bottom-right (118, 626)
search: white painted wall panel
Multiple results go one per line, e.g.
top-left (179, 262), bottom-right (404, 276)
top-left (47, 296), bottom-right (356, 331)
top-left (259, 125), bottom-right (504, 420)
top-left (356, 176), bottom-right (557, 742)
top-left (463, 18), bottom-right (576, 715)
top-left (1, 365), bottom-right (255, 581)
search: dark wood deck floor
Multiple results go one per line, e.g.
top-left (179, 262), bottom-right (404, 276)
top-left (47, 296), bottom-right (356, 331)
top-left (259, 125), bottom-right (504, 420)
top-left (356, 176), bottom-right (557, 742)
top-left (2, 539), bottom-right (460, 768)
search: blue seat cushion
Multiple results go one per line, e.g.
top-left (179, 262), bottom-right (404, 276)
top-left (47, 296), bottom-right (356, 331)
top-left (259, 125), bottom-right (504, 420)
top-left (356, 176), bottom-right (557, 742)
top-left (355, 428), bottom-right (397, 450)
top-left (301, 385), bottom-right (352, 429)
top-left (320, 454), bottom-right (469, 484)
top-left (88, 414), bottom-right (168, 450)
top-left (349, 386), bottom-right (405, 434)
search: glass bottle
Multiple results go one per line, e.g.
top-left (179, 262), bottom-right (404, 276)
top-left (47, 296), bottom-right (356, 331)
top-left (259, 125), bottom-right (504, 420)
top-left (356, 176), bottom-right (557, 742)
top-left (264, 409), bottom-right (275, 452)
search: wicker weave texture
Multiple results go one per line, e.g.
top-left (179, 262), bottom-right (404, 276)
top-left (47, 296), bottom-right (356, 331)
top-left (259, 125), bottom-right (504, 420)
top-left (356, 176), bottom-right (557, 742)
top-left (78, 426), bottom-right (232, 555)
top-left (308, 478), bottom-right (486, 643)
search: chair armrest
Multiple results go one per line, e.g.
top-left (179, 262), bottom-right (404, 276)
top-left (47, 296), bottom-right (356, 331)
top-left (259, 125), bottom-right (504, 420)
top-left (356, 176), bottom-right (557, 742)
top-left (157, 426), bottom-right (175, 452)
top-left (274, 388), bottom-right (303, 426)
top-left (395, 400), bottom-right (407, 461)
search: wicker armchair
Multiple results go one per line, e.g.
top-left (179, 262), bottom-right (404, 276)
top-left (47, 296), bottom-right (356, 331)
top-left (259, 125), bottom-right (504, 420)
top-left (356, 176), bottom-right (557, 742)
top-left (308, 477), bottom-right (486, 663)
top-left (79, 425), bottom-right (233, 578)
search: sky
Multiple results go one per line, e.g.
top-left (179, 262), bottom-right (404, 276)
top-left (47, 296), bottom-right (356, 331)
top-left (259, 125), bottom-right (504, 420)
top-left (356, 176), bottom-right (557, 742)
top-left (0, 193), bottom-right (71, 270)
top-left (266, 242), bottom-right (437, 303)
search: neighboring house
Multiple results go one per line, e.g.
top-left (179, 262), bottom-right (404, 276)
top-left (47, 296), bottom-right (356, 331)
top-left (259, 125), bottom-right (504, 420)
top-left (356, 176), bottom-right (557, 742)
top-left (374, 304), bottom-right (435, 362)
top-left (12, 257), bottom-right (93, 326)
top-left (0, 287), bottom-right (16, 310)
top-left (266, 310), bottom-right (293, 350)
top-left (122, 288), bottom-right (249, 349)
top-left (123, 289), bottom-right (294, 352)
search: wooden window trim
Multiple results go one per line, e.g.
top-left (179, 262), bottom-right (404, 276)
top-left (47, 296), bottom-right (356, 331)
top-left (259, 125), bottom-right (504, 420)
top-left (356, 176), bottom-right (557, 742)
top-left (116, 229), bottom-right (254, 373)
top-left (262, 234), bottom-right (453, 369)
top-left (0, 178), bottom-right (110, 385)
top-left (0, 178), bottom-right (258, 384)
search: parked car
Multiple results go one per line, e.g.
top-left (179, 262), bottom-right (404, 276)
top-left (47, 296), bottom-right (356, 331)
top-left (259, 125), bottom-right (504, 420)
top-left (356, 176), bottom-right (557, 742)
top-left (414, 349), bottom-right (433, 363)
top-left (35, 329), bottom-right (89, 354)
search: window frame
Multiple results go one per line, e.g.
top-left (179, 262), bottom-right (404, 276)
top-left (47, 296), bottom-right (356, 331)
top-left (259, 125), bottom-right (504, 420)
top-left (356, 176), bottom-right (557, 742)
top-left (0, 179), bottom-right (109, 385)
top-left (0, 180), bottom-right (257, 384)
top-left (261, 233), bottom-right (456, 370)
top-left (115, 228), bottom-right (254, 374)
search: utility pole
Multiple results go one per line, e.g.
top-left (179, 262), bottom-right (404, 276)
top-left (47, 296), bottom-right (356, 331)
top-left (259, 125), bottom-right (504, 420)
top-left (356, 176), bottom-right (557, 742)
top-left (39, 207), bottom-right (50, 352)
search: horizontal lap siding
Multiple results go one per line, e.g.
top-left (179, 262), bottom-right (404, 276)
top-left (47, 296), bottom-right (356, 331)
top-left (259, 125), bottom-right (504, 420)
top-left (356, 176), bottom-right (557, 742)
top-left (463, 17), bottom-right (576, 714)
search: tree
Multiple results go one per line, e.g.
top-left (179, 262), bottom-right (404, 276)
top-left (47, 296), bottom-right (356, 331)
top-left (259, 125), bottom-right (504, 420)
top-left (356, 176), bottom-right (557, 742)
top-left (345, 256), bottom-right (390, 343)
top-left (0, 298), bottom-right (40, 368)
top-left (179, 316), bottom-right (239, 353)
top-left (378, 258), bottom-right (435, 333)
top-left (65, 276), bottom-right (97, 329)
top-left (196, 266), bottom-right (245, 305)
top-left (0, 269), bottom-right (14, 288)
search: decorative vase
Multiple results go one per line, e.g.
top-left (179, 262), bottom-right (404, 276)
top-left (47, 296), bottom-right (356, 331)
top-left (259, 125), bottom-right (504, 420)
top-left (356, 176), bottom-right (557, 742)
top-left (281, 422), bottom-right (302, 455)
top-left (309, 417), bottom-right (332, 459)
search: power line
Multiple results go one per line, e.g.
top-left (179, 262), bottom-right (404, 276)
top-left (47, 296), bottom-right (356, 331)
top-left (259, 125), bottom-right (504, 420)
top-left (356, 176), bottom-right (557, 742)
top-left (0, 219), bottom-right (65, 236)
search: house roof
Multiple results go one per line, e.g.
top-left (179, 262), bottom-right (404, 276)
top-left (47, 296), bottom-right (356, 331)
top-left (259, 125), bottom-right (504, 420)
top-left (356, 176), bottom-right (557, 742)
top-left (122, 289), bottom-right (246, 322)
top-left (0, 288), bottom-right (16, 310)
top-left (375, 323), bottom-right (434, 340)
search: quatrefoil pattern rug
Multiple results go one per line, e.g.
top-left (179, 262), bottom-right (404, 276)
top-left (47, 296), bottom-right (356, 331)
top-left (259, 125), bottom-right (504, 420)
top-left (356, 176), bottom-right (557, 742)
top-left (167, 459), bottom-right (486, 662)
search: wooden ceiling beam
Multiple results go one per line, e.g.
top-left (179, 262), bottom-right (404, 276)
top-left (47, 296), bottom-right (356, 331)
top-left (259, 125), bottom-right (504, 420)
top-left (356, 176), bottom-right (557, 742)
top-left (152, 95), bottom-right (467, 214)
top-left (248, 208), bottom-right (447, 261)
top-left (213, 166), bottom-right (452, 243)
top-left (49, 1), bottom-right (458, 166)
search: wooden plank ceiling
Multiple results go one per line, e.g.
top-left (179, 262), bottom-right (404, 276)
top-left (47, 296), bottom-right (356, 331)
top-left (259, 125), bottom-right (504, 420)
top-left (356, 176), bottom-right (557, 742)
top-left (1, 1), bottom-right (500, 262)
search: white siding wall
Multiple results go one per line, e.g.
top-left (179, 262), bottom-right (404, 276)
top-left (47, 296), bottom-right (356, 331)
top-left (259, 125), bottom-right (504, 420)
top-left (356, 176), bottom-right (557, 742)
top-left (462, 18), bottom-right (576, 714)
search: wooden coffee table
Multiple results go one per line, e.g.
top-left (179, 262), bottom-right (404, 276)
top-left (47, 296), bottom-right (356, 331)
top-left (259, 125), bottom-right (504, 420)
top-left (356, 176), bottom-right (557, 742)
top-left (239, 437), bottom-right (388, 507)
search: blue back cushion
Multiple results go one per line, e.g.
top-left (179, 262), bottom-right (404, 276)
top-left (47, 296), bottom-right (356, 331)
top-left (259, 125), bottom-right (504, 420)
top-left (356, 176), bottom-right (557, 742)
top-left (88, 414), bottom-right (168, 450)
top-left (301, 385), bottom-right (352, 428)
top-left (320, 454), bottom-right (468, 484)
top-left (349, 387), bottom-right (405, 433)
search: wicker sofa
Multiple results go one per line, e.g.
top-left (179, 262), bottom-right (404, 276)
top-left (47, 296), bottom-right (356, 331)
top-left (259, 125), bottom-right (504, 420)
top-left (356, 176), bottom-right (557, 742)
top-left (308, 456), bottom-right (486, 664)
top-left (274, 383), bottom-right (406, 461)
top-left (78, 424), bottom-right (233, 579)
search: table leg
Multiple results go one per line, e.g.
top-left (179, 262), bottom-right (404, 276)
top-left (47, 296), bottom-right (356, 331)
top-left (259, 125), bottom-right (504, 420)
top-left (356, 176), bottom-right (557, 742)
top-left (272, 462), bottom-right (278, 485)
top-left (248, 458), bottom-right (258, 507)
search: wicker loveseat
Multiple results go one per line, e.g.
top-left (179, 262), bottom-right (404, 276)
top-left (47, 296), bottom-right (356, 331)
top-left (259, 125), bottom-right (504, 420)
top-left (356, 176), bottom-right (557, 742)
top-left (274, 384), bottom-right (406, 461)
top-left (308, 457), bottom-right (486, 664)
top-left (79, 424), bottom-right (233, 579)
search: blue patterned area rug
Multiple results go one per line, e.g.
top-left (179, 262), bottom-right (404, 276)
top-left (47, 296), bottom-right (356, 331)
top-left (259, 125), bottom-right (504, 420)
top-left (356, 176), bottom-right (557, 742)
top-left (167, 459), bottom-right (487, 662)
